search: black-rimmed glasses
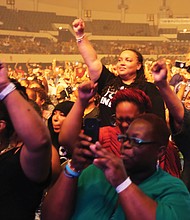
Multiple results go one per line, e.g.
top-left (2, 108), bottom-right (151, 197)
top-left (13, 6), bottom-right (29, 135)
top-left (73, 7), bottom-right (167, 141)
top-left (117, 134), bottom-right (156, 148)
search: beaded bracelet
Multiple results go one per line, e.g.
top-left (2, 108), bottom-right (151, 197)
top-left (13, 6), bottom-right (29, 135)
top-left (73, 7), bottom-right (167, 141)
top-left (0, 83), bottom-right (16, 101)
top-left (64, 159), bottom-right (81, 178)
top-left (115, 177), bottom-right (132, 194)
top-left (63, 169), bottom-right (75, 178)
top-left (76, 34), bottom-right (85, 43)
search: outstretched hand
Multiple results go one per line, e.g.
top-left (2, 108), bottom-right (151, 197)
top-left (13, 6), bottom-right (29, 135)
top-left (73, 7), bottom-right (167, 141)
top-left (72, 18), bottom-right (85, 37)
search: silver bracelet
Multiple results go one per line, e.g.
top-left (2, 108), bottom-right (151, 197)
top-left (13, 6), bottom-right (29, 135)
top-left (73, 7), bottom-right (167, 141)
top-left (115, 177), bottom-right (132, 193)
top-left (76, 34), bottom-right (85, 43)
top-left (0, 83), bottom-right (16, 101)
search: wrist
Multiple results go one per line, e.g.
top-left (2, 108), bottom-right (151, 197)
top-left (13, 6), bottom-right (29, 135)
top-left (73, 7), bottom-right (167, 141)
top-left (115, 177), bottom-right (132, 194)
top-left (75, 30), bottom-right (85, 37)
top-left (64, 159), bottom-right (81, 178)
top-left (76, 34), bottom-right (85, 43)
top-left (77, 98), bottom-right (89, 109)
top-left (154, 80), bottom-right (168, 88)
top-left (0, 82), bottom-right (16, 101)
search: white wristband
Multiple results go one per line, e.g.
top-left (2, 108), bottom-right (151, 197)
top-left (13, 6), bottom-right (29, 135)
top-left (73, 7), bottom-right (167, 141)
top-left (181, 82), bottom-right (187, 86)
top-left (0, 83), bottom-right (16, 100)
top-left (115, 177), bottom-right (132, 193)
top-left (76, 34), bottom-right (85, 43)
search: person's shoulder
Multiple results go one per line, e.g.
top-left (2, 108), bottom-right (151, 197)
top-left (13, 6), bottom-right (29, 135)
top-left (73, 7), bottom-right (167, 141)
top-left (139, 81), bottom-right (160, 92)
top-left (100, 65), bottom-right (117, 79)
top-left (141, 168), bottom-right (188, 194)
top-left (144, 81), bottom-right (157, 87)
top-left (97, 66), bottom-right (117, 92)
top-left (157, 168), bottom-right (187, 188)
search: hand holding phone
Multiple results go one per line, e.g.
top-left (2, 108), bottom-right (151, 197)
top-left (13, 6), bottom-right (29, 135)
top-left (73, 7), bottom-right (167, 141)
top-left (83, 118), bottom-right (100, 143)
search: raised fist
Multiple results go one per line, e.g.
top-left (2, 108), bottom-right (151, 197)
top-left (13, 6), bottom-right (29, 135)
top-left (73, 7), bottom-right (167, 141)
top-left (72, 18), bottom-right (85, 37)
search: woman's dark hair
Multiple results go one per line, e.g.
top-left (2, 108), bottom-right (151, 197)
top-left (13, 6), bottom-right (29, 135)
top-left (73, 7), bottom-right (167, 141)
top-left (48, 101), bottom-right (74, 149)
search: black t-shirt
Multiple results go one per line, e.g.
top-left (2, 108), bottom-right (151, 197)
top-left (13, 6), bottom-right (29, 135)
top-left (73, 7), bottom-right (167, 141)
top-left (0, 147), bottom-right (51, 220)
top-left (170, 108), bottom-right (190, 191)
top-left (97, 65), bottom-right (165, 127)
top-left (170, 108), bottom-right (190, 159)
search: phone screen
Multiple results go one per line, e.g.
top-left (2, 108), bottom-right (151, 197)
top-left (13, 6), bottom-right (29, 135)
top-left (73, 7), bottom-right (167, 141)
top-left (175, 61), bottom-right (186, 68)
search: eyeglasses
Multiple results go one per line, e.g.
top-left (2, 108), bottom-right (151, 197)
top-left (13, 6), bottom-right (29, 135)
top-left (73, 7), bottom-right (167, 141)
top-left (117, 134), bottom-right (156, 148)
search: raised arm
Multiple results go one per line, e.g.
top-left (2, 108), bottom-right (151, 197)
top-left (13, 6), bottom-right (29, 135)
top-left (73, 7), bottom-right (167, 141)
top-left (0, 63), bottom-right (52, 183)
top-left (42, 167), bottom-right (78, 220)
top-left (151, 60), bottom-right (184, 130)
top-left (72, 18), bottom-right (103, 82)
top-left (42, 132), bottom-right (95, 220)
top-left (58, 80), bottom-right (97, 152)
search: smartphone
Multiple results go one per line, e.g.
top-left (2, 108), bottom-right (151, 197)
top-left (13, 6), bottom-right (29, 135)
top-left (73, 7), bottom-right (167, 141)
top-left (83, 118), bottom-right (100, 143)
top-left (175, 61), bottom-right (186, 68)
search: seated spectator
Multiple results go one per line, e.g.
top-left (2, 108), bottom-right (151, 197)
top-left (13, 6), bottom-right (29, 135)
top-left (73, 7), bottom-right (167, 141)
top-left (42, 113), bottom-right (190, 220)
top-left (0, 63), bottom-right (60, 220)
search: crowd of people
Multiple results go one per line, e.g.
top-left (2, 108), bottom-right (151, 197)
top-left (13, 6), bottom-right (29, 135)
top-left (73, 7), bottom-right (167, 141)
top-left (1, 18), bottom-right (190, 219)
top-left (1, 34), bottom-right (190, 57)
